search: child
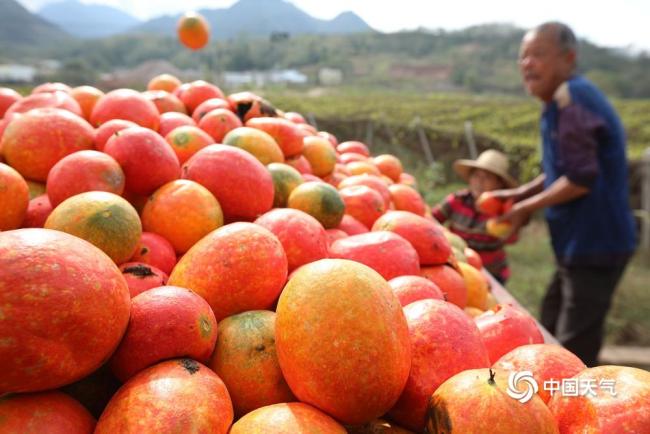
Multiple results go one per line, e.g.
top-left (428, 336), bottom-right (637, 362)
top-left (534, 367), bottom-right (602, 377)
top-left (432, 150), bottom-right (518, 284)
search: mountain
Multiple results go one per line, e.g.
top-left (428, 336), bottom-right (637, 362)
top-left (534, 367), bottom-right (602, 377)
top-left (132, 0), bottom-right (374, 39)
top-left (38, 0), bottom-right (141, 38)
top-left (0, 0), bottom-right (71, 51)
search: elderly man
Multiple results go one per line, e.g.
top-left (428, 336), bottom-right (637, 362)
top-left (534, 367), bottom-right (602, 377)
top-left (496, 22), bottom-right (636, 367)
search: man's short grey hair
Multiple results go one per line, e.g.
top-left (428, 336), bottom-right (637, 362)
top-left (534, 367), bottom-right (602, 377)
top-left (533, 21), bottom-right (578, 53)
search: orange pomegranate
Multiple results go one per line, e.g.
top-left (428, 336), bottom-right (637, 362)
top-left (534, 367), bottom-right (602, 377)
top-left (165, 125), bottom-right (214, 164)
top-left (374, 154), bottom-right (403, 182)
top-left (302, 135), bottom-right (337, 176)
top-left (276, 259), bottom-right (411, 424)
top-left (492, 344), bottom-right (586, 404)
top-left (168, 222), bottom-right (288, 320)
top-left (475, 304), bottom-right (545, 364)
top-left (388, 275), bottom-right (445, 307)
top-left (109, 286), bottom-right (218, 382)
top-left (340, 152), bottom-right (369, 164)
top-left (284, 111), bottom-right (307, 124)
top-left (45, 191), bottom-right (142, 264)
top-left (182, 144), bottom-right (274, 220)
top-left (31, 82), bottom-right (72, 94)
top-left (0, 162), bottom-right (29, 230)
top-left (104, 126), bottom-right (180, 196)
top-left (70, 85), bottom-right (104, 120)
top-left (95, 359), bottom-right (233, 433)
top-left (399, 172), bottom-right (417, 188)
top-left (2, 107), bottom-right (94, 181)
top-left (389, 184), bottom-right (426, 216)
top-left (21, 194), bottom-right (53, 228)
top-left (255, 208), bottom-right (328, 271)
top-left (339, 185), bottom-right (386, 229)
top-left (286, 154), bottom-right (313, 174)
top-left (326, 228), bottom-right (348, 245)
top-left (389, 299), bottom-right (490, 431)
top-left (337, 140), bottom-right (370, 156)
top-left (0, 391), bottom-right (95, 433)
top-left (209, 310), bottom-right (295, 417)
top-left (147, 73), bottom-right (182, 93)
top-left (231, 402), bottom-right (346, 434)
top-left (158, 111), bottom-right (196, 137)
top-left (90, 88), bottom-right (159, 130)
top-left (5, 90), bottom-right (82, 118)
top-left (119, 262), bottom-right (168, 298)
top-left (93, 119), bottom-right (139, 152)
top-left (0, 87), bottom-right (22, 118)
top-left (337, 213), bottom-right (369, 234)
top-left (142, 89), bottom-right (187, 114)
top-left (268, 162), bottom-right (304, 208)
top-left (175, 80), bottom-right (225, 114)
top-left (46, 150), bottom-right (125, 207)
top-left (420, 264), bottom-right (468, 308)
top-left (287, 181), bottom-right (345, 229)
top-left (129, 232), bottom-right (177, 275)
top-left (458, 261), bottom-right (489, 310)
top-left (0, 229), bottom-right (130, 393)
top-left (373, 210), bottom-right (452, 265)
top-left (338, 174), bottom-right (391, 208)
top-left (347, 160), bottom-right (381, 176)
top-left (329, 231), bottom-right (420, 280)
top-left (465, 247), bottom-right (484, 269)
top-left (177, 12), bottom-right (210, 50)
top-left (548, 365), bottom-right (650, 433)
top-left (427, 368), bottom-right (559, 434)
top-left (223, 126), bottom-right (284, 164)
top-left (227, 91), bottom-right (277, 122)
top-left (246, 116), bottom-right (305, 157)
top-left (141, 179), bottom-right (223, 254)
top-left (197, 107), bottom-right (242, 143)
top-left (192, 98), bottom-right (230, 122)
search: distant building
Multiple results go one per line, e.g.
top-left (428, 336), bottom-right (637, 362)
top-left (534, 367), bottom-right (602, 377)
top-left (223, 69), bottom-right (308, 88)
top-left (318, 68), bottom-right (343, 86)
top-left (0, 64), bottom-right (37, 83)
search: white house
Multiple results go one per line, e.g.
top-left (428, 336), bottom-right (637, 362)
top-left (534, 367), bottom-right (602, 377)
top-left (0, 64), bottom-right (37, 83)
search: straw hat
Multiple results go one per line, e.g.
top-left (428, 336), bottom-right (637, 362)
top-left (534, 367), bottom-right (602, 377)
top-left (453, 150), bottom-right (518, 188)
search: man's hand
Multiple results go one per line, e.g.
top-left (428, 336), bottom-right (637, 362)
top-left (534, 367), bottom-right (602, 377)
top-left (497, 201), bottom-right (533, 237)
top-left (495, 176), bottom-right (590, 239)
top-left (488, 188), bottom-right (521, 202)
top-left (492, 174), bottom-right (546, 203)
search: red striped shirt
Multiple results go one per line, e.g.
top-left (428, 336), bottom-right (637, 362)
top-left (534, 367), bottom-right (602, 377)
top-left (432, 189), bottom-right (516, 283)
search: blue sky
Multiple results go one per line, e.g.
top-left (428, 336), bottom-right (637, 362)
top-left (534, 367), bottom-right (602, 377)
top-left (19, 0), bottom-right (650, 51)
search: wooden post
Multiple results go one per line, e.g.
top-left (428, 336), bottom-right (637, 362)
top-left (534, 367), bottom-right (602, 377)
top-left (365, 119), bottom-right (374, 146)
top-left (414, 116), bottom-right (435, 166)
top-left (641, 148), bottom-right (650, 264)
top-left (307, 113), bottom-right (318, 130)
top-left (384, 122), bottom-right (396, 151)
top-left (464, 120), bottom-right (478, 159)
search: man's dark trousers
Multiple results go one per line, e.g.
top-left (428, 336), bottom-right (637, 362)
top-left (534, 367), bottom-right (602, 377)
top-left (540, 262), bottom-right (628, 367)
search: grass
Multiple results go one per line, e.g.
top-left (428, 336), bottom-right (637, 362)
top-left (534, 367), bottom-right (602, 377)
top-left (505, 219), bottom-right (650, 346)
top-left (264, 87), bottom-right (650, 161)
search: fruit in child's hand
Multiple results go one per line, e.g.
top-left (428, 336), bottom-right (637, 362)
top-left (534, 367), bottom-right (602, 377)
top-left (486, 218), bottom-right (512, 238)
